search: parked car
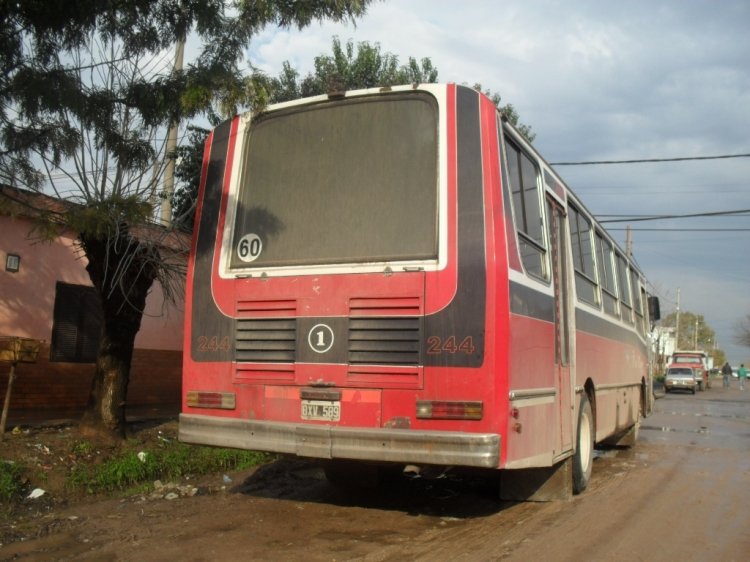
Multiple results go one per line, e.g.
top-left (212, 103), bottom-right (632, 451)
top-left (664, 367), bottom-right (697, 394)
top-left (668, 351), bottom-right (709, 390)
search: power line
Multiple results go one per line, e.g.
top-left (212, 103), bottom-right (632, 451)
top-left (551, 153), bottom-right (750, 166)
top-left (599, 212), bottom-right (750, 217)
top-left (599, 209), bottom-right (750, 224)
top-left (608, 228), bottom-right (750, 232)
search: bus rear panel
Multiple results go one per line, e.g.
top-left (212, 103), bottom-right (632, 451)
top-left (180, 84), bottom-right (654, 494)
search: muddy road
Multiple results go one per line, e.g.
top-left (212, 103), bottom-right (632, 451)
top-left (3, 383), bottom-right (749, 561)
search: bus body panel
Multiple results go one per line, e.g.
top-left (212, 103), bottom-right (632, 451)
top-left (180, 83), bottom-right (653, 477)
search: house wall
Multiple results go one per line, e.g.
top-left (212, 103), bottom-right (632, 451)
top-left (0, 212), bottom-right (184, 421)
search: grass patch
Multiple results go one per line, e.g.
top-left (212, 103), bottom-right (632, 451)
top-left (0, 461), bottom-right (26, 507)
top-left (68, 442), bottom-right (269, 495)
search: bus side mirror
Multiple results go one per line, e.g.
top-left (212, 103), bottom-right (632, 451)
top-left (648, 296), bottom-right (661, 322)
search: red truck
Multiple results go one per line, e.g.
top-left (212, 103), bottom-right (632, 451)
top-left (667, 351), bottom-right (710, 391)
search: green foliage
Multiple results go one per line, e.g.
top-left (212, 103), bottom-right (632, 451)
top-left (265, 38), bottom-right (534, 142)
top-left (173, 125), bottom-right (211, 231)
top-left (1, 1), bottom-right (374, 188)
top-left (0, 461), bottom-right (26, 506)
top-left (70, 440), bottom-right (95, 457)
top-left (471, 83), bottom-right (535, 142)
top-left (734, 314), bottom-right (750, 348)
top-left (175, 37), bottom-right (537, 234)
top-left (269, 37), bottom-right (439, 103)
top-left (0, 1), bottom-right (375, 436)
top-left (67, 195), bottom-right (153, 239)
top-left (660, 310), bottom-right (716, 351)
top-left (67, 443), bottom-right (269, 495)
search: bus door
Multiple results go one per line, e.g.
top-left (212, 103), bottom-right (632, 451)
top-left (548, 196), bottom-right (573, 454)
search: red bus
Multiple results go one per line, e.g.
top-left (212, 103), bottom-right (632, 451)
top-left (179, 84), bottom-right (660, 499)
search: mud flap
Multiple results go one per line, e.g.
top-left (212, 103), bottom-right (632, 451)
top-left (499, 458), bottom-right (573, 502)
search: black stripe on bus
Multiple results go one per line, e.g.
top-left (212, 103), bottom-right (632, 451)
top-left (424, 86), bottom-right (487, 368)
top-left (509, 280), bottom-right (647, 355)
top-left (509, 281), bottom-right (554, 323)
top-left (575, 307), bottom-right (648, 353)
top-left (191, 119), bottom-right (235, 362)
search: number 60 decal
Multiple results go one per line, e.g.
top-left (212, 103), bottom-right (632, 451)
top-left (237, 233), bottom-right (262, 263)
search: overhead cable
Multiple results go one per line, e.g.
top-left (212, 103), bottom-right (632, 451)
top-left (551, 153), bottom-right (750, 166)
top-left (599, 209), bottom-right (750, 224)
top-left (608, 228), bottom-right (750, 232)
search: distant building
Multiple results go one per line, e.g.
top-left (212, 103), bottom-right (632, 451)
top-left (652, 325), bottom-right (676, 374)
top-left (0, 186), bottom-right (185, 422)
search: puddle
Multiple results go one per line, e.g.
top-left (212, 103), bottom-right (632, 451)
top-left (659, 410), bottom-right (750, 422)
top-left (641, 425), bottom-right (711, 435)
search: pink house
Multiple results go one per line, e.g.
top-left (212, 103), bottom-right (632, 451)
top-left (0, 186), bottom-right (184, 423)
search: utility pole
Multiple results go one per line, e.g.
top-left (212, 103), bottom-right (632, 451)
top-left (675, 288), bottom-right (681, 350)
top-left (694, 318), bottom-right (699, 349)
top-left (626, 225), bottom-right (633, 257)
top-left (159, 38), bottom-right (185, 226)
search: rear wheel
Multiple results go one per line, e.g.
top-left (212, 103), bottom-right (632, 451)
top-left (573, 394), bottom-right (594, 494)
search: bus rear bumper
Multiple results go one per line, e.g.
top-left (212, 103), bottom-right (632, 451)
top-left (179, 413), bottom-right (500, 469)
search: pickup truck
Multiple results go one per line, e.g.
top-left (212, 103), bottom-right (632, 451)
top-left (667, 351), bottom-right (710, 391)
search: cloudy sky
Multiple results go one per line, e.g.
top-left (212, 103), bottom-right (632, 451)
top-left (245, 0), bottom-right (749, 363)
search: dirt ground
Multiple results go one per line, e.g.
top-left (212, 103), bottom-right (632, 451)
top-left (2, 380), bottom-right (749, 561)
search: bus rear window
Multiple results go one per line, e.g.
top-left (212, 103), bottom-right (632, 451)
top-left (229, 93), bottom-right (439, 269)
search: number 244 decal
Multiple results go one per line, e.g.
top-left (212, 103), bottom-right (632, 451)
top-left (426, 336), bottom-right (476, 355)
top-left (197, 336), bottom-right (230, 352)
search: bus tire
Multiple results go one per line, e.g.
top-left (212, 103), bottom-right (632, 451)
top-left (573, 394), bottom-right (594, 494)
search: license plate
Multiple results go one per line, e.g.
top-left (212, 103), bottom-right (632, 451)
top-left (301, 400), bottom-right (340, 421)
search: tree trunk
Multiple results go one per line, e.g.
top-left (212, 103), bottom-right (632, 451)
top-left (81, 324), bottom-right (138, 439)
top-left (79, 224), bottom-right (158, 440)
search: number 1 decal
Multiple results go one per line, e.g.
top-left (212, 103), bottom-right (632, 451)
top-left (237, 233), bottom-right (262, 263)
top-left (308, 324), bottom-right (334, 353)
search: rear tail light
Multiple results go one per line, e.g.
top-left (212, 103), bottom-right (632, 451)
top-left (186, 391), bottom-right (236, 410)
top-left (416, 400), bottom-right (483, 420)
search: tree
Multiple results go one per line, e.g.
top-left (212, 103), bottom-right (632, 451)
top-left (660, 310), bottom-right (714, 350)
top-left (268, 37), bottom-right (438, 102)
top-left (174, 37), bottom-right (536, 229)
top-left (471, 83), bottom-right (535, 142)
top-left (659, 309), bottom-right (727, 364)
top-left (1, 0), bottom-right (373, 439)
top-left (734, 314), bottom-right (750, 347)
top-left (266, 38), bottom-right (535, 142)
top-left (172, 125), bottom-right (211, 232)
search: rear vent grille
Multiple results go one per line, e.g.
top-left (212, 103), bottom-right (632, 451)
top-left (236, 299), bottom-right (296, 316)
top-left (235, 319), bottom-right (296, 363)
top-left (348, 317), bottom-right (421, 366)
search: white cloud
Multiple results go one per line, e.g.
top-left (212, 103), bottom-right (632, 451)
top-left (238, 0), bottom-right (750, 362)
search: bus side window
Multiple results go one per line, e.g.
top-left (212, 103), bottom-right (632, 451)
top-left (615, 253), bottom-right (633, 324)
top-left (504, 136), bottom-right (548, 281)
top-left (595, 231), bottom-right (619, 318)
top-left (568, 204), bottom-right (599, 306)
top-left (631, 268), bottom-right (646, 335)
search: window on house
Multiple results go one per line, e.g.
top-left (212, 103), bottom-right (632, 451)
top-left (50, 282), bottom-right (103, 363)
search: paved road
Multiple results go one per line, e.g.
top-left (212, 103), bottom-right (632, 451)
top-left (493, 381), bottom-right (750, 561)
top-left (3, 380), bottom-right (749, 561)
